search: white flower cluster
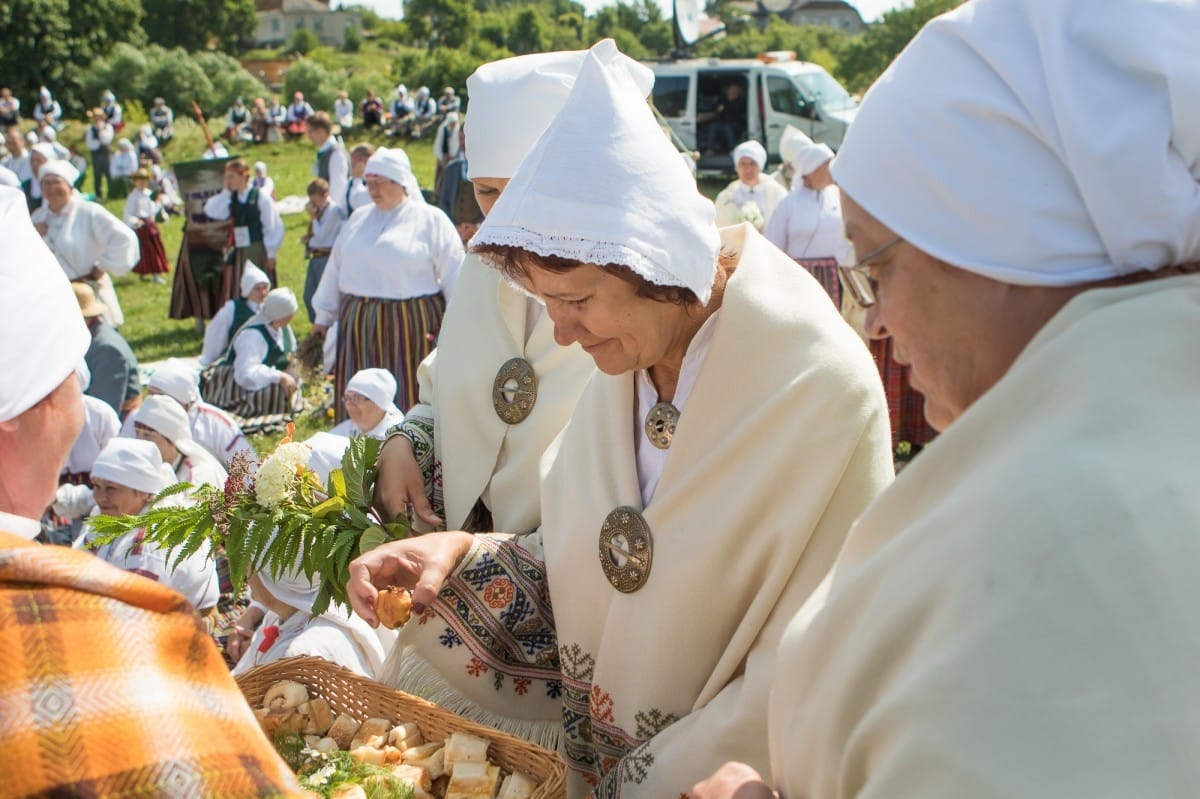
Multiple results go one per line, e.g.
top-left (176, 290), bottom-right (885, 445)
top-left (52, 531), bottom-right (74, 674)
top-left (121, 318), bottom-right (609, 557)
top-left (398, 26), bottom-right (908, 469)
top-left (736, 201), bottom-right (765, 230)
top-left (255, 441), bottom-right (311, 507)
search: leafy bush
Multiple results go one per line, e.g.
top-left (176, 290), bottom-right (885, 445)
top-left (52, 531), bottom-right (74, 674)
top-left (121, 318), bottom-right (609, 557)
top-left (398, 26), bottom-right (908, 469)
top-left (343, 25), bottom-right (363, 53)
top-left (286, 27), bottom-right (322, 56)
top-left (194, 51), bottom-right (269, 110)
top-left (145, 49), bottom-right (217, 115)
top-left (283, 58), bottom-right (340, 112)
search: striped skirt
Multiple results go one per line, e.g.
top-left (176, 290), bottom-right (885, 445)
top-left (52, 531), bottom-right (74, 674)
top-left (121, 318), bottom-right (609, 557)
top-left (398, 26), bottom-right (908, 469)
top-left (170, 241), bottom-right (271, 321)
top-left (796, 257), bottom-right (841, 308)
top-left (334, 293), bottom-right (445, 422)
top-left (132, 220), bottom-right (170, 275)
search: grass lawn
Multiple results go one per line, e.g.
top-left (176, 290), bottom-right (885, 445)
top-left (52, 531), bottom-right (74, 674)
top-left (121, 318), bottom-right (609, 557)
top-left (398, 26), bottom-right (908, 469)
top-left (48, 114), bottom-right (726, 452)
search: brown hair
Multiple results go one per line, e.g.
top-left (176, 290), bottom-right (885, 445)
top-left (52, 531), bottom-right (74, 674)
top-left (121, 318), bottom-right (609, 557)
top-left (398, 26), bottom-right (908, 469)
top-left (306, 178), bottom-right (329, 196)
top-left (470, 244), bottom-right (717, 306)
top-left (350, 142), bottom-right (376, 159)
top-left (308, 111), bottom-right (333, 133)
top-left (225, 158), bottom-right (250, 175)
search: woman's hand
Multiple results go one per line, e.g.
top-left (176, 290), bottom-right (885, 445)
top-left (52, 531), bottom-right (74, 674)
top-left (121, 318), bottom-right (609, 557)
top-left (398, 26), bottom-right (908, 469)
top-left (225, 604), bottom-right (265, 662)
top-left (374, 434), bottom-right (442, 527)
top-left (278, 373), bottom-right (299, 395)
top-left (691, 763), bottom-right (778, 799)
top-left (347, 531), bottom-right (473, 627)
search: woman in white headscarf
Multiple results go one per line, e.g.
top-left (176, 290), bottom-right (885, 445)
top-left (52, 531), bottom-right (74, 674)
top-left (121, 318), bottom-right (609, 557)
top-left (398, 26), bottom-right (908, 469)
top-left (32, 159), bottom-right (138, 329)
top-left (232, 563), bottom-right (394, 679)
top-left (311, 147), bottom-right (463, 419)
top-left (76, 438), bottom-right (219, 614)
top-left (762, 140), bottom-right (844, 305)
top-left (141, 358), bottom-right (254, 469)
top-left (692, 1), bottom-right (1200, 797)
top-left (713, 140), bottom-right (787, 230)
top-left (348, 40), bottom-right (892, 798)
top-left (199, 260), bottom-right (271, 367)
top-left (331, 368), bottom-right (403, 439)
top-left (132, 394), bottom-right (228, 490)
top-left (202, 287), bottom-right (303, 423)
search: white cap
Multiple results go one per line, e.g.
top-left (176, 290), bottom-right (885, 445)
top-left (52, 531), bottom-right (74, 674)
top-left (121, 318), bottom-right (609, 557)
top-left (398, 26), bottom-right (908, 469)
top-left (246, 287), bottom-right (298, 327)
top-left (91, 438), bottom-right (175, 495)
top-left (135, 394), bottom-right (213, 464)
top-left (148, 359), bottom-right (201, 405)
top-left (39, 159), bottom-right (79, 186)
top-left (345, 368), bottom-right (399, 412)
top-left (732, 140), bottom-right (767, 170)
top-left (0, 164), bottom-right (19, 188)
top-left (465, 47), bottom-right (653, 181)
top-left (240, 261), bottom-right (271, 298)
top-left (778, 125), bottom-right (812, 168)
top-left (793, 142), bottom-right (834, 177)
top-left (0, 188), bottom-right (89, 423)
top-left (364, 146), bottom-right (414, 187)
top-left (832, 0), bottom-right (1200, 286)
top-left (473, 39), bottom-right (720, 304)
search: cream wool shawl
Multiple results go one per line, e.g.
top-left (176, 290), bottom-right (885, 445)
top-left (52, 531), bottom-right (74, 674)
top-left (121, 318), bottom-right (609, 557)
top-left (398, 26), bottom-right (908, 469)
top-left (393, 224), bottom-right (891, 796)
top-left (412, 253), bottom-right (595, 533)
top-left (769, 276), bottom-right (1200, 798)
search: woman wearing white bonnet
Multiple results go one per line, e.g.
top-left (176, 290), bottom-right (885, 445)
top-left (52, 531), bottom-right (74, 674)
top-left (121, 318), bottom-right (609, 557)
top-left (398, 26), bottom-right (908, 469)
top-left (32, 158), bottom-right (138, 329)
top-left (692, 0), bottom-right (1200, 797)
top-left (199, 260), bottom-right (271, 367)
top-left (331, 368), bottom-right (402, 439)
top-left (132, 394), bottom-right (228, 490)
top-left (762, 137), bottom-right (844, 304)
top-left (142, 358), bottom-right (254, 469)
top-left (713, 139), bottom-right (787, 230)
top-left (203, 287), bottom-right (304, 425)
top-left (232, 561), bottom-right (394, 679)
top-left (311, 146), bottom-right (463, 419)
top-left (76, 438), bottom-right (220, 614)
top-left (350, 39), bottom-right (891, 796)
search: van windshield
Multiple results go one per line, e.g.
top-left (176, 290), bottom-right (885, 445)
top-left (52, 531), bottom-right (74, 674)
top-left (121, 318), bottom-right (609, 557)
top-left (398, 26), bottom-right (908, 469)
top-left (795, 71), bottom-right (857, 112)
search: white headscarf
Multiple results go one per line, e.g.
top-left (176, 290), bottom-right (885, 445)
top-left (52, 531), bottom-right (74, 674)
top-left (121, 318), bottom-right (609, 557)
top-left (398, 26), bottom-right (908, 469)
top-left (246, 287), bottom-right (298, 327)
top-left (832, 0), bottom-right (1200, 286)
top-left (732, 140), bottom-right (767, 170)
top-left (364, 147), bottom-right (425, 204)
top-left (793, 141), bottom-right (833, 178)
top-left (91, 438), bottom-right (175, 495)
top-left (240, 260), bottom-right (271, 298)
top-left (148, 359), bottom-right (201, 405)
top-left (0, 187), bottom-right (89, 423)
top-left (38, 159), bottom-right (79, 186)
top-left (464, 47), bottom-right (654, 181)
top-left (133, 394), bottom-right (216, 466)
top-left (345, 368), bottom-right (400, 414)
top-left (778, 125), bottom-right (812, 169)
top-left (473, 39), bottom-right (721, 304)
top-left (0, 165), bottom-right (18, 188)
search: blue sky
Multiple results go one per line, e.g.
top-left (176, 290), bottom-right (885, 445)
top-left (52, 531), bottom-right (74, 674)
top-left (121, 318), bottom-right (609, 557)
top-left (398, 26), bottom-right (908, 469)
top-left (348, 0), bottom-right (906, 23)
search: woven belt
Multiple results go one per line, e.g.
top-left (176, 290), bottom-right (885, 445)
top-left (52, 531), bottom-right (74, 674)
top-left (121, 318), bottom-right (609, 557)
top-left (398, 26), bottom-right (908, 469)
top-left (307, 248), bottom-right (332, 258)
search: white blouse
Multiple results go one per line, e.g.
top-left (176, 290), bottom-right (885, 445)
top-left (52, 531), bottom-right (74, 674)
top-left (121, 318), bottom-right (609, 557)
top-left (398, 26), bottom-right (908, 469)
top-left (79, 520), bottom-right (220, 610)
top-left (762, 184), bottom-right (845, 261)
top-left (32, 194), bottom-right (138, 279)
top-left (64, 394), bottom-right (120, 475)
top-left (307, 200), bottom-right (346, 250)
top-left (123, 188), bottom-right (159, 226)
top-left (233, 323), bottom-right (292, 391)
top-left (311, 199), bottom-right (464, 327)
top-left (202, 187), bottom-right (285, 258)
top-left (199, 298), bottom-right (260, 366)
top-left (346, 178), bottom-right (370, 212)
top-left (109, 150), bottom-right (138, 178)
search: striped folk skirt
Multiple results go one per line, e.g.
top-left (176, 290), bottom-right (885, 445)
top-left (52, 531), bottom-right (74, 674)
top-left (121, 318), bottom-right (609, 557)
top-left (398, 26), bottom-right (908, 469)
top-left (170, 241), bottom-right (272, 321)
top-left (132, 220), bottom-right (170, 275)
top-left (334, 293), bottom-right (445, 421)
top-left (796, 257), bottom-right (841, 308)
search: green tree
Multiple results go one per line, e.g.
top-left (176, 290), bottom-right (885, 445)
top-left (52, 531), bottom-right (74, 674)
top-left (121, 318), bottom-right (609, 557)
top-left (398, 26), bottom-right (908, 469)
top-left (286, 27), bottom-right (322, 55)
top-left (344, 24), bottom-right (364, 52)
top-left (283, 58), bottom-right (340, 111)
top-left (141, 0), bottom-right (256, 53)
top-left (508, 8), bottom-right (550, 54)
top-left (145, 49), bottom-right (217, 120)
top-left (836, 0), bottom-right (965, 92)
top-left (194, 51), bottom-right (269, 110)
top-left (403, 0), bottom-right (479, 49)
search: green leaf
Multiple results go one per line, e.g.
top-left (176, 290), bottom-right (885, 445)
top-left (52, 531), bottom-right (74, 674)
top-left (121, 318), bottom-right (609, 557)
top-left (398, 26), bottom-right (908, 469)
top-left (311, 495), bottom-right (346, 519)
top-left (342, 435), bottom-right (383, 510)
top-left (327, 467), bottom-right (348, 499)
top-left (357, 524), bottom-right (388, 556)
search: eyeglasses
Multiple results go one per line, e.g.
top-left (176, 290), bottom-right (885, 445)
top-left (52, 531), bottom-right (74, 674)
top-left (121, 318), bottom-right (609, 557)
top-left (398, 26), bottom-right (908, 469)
top-left (836, 236), bottom-right (904, 308)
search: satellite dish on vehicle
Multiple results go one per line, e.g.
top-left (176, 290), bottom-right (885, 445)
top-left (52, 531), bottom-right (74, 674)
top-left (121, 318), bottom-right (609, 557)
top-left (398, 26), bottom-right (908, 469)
top-left (675, 0), bottom-right (703, 46)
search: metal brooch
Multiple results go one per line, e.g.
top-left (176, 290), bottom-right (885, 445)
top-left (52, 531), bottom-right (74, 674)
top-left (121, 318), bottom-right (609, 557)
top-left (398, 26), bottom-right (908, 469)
top-left (598, 506), bottom-right (653, 593)
top-left (492, 357), bottom-right (538, 424)
top-left (644, 401), bottom-right (679, 450)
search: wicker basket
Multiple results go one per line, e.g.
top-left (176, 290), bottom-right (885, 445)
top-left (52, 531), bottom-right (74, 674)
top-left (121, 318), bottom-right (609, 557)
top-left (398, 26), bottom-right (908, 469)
top-left (237, 656), bottom-right (567, 798)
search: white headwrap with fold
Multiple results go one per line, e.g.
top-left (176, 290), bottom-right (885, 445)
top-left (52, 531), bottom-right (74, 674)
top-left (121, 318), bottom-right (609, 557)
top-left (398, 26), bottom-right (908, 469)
top-left (244, 287), bottom-right (298, 329)
top-left (778, 125), bottom-right (812, 169)
top-left (345, 368), bottom-right (400, 413)
top-left (473, 39), bottom-right (720, 304)
top-left (793, 141), bottom-right (833, 177)
top-left (733, 140), bottom-right (767, 170)
top-left (38, 159), bottom-right (79, 186)
top-left (832, 0), bottom-right (1200, 286)
top-left (0, 187), bottom-right (89, 423)
top-left (148, 359), bottom-right (201, 405)
top-left (240, 260), bottom-right (271, 298)
top-left (364, 147), bottom-right (425, 204)
top-left (0, 165), bottom-right (19, 188)
top-left (465, 48), bottom-right (653, 182)
top-left (91, 438), bottom-right (176, 496)
top-left (134, 394), bottom-right (219, 468)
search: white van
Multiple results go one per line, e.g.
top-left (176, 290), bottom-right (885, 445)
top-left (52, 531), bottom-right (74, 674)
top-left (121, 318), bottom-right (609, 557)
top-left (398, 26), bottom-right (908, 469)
top-left (648, 52), bottom-right (858, 172)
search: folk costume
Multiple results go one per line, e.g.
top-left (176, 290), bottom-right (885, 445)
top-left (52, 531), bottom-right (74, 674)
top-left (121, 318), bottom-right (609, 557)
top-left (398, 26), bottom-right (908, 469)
top-left (133, 395), bottom-right (229, 492)
top-left (302, 196), bottom-right (346, 322)
top-left (123, 184), bottom-right (170, 278)
top-left (713, 140), bottom-right (787, 230)
top-left (330, 368), bottom-right (404, 439)
top-left (141, 357), bottom-right (257, 469)
top-left (768, 2), bottom-right (1200, 796)
top-left (200, 261), bottom-right (269, 367)
top-left (386, 41), bottom-right (893, 797)
top-left (61, 362), bottom-right (120, 487)
top-left (202, 181), bottom-right (284, 289)
top-left (314, 137), bottom-right (349, 215)
top-left (313, 147), bottom-right (463, 419)
top-left (33, 161), bottom-right (138, 329)
top-left (762, 142), bottom-right (842, 305)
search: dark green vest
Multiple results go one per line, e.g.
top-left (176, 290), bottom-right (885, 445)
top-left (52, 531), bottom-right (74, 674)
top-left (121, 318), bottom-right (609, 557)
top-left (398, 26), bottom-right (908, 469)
top-left (222, 323), bottom-right (294, 370)
top-left (316, 146), bottom-right (333, 184)
top-left (227, 297), bottom-right (255, 342)
top-left (230, 187), bottom-right (263, 245)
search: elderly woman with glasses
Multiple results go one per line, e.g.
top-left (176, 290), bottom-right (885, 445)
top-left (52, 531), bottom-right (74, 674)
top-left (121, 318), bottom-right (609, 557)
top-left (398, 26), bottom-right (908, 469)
top-left (346, 40), bottom-right (892, 798)
top-left (311, 148), bottom-right (463, 420)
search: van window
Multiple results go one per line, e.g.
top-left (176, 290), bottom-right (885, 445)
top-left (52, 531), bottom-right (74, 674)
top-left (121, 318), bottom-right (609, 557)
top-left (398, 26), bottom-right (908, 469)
top-left (794, 71), bottom-right (857, 111)
top-left (652, 76), bottom-right (689, 119)
top-left (766, 75), bottom-right (813, 119)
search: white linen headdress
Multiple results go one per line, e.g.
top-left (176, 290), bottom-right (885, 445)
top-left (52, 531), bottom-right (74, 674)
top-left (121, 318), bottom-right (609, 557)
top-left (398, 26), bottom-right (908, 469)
top-left (778, 125), bottom-right (812, 169)
top-left (464, 47), bottom-right (654, 181)
top-left (345, 368), bottom-right (399, 413)
top-left (732, 140), bottom-right (767, 170)
top-left (832, 0), bottom-right (1200, 286)
top-left (0, 165), bottom-right (19, 188)
top-left (38, 159), bottom-right (79, 185)
top-left (91, 438), bottom-right (175, 495)
top-left (247, 287), bottom-right (299, 325)
top-left (148, 359), bottom-right (201, 405)
top-left (364, 147), bottom-right (425, 204)
top-left (793, 141), bottom-right (833, 177)
top-left (240, 260), bottom-right (271, 297)
top-left (135, 394), bottom-right (216, 465)
top-left (0, 187), bottom-right (89, 423)
top-left (472, 39), bottom-right (721, 304)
